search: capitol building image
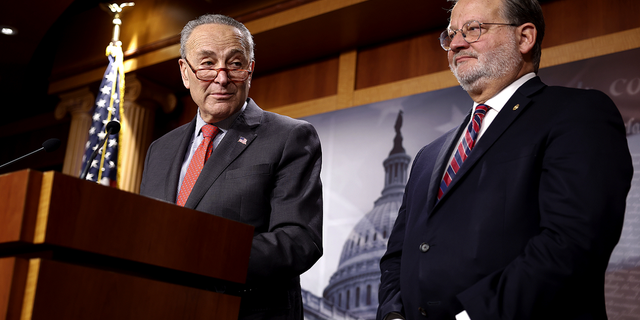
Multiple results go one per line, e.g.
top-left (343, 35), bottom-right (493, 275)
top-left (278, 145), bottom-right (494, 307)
top-left (303, 111), bottom-right (411, 320)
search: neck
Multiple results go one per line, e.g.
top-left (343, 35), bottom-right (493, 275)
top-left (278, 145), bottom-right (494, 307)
top-left (467, 67), bottom-right (533, 104)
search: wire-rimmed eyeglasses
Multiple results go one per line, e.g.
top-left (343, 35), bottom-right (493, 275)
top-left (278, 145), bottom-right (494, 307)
top-left (439, 20), bottom-right (517, 51)
top-left (184, 58), bottom-right (252, 82)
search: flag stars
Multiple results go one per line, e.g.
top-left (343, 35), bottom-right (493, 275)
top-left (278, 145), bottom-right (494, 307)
top-left (97, 99), bottom-right (106, 108)
top-left (100, 85), bottom-right (112, 95)
top-left (108, 139), bottom-right (118, 148)
top-left (105, 72), bottom-right (116, 83)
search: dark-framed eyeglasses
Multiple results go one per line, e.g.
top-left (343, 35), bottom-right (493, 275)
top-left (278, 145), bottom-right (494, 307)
top-left (184, 58), bottom-right (252, 82)
top-left (439, 20), bottom-right (518, 51)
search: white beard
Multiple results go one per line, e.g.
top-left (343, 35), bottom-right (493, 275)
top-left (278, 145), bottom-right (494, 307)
top-left (450, 35), bottom-right (523, 92)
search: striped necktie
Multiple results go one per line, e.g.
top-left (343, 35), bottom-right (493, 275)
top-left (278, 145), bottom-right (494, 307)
top-left (177, 124), bottom-right (219, 207)
top-left (438, 104), bottom-right (489, 200)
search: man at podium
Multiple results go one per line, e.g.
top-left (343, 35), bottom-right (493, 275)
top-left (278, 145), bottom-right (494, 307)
top-left (139, 14), bottom-right (323, 320)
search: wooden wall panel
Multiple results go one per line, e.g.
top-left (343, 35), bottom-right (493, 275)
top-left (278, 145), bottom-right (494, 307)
top-left (352, 0), bottom-right (640, 91)
top-left (542, 0), bottom-right (640, 48)
top-left (10, 258), bottom-right (241, 320)
top-left (356, 31), bottom-right (449, 90)
top-left (250, 56), bottom-right (340, 110)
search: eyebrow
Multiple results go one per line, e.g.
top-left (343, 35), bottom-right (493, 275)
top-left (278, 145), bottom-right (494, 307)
top-left (195, 48), bottom-right (247, 60)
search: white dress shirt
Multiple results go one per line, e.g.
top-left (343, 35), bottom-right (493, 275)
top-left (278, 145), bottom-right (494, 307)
top-left (442, 72), bottom-right (536, 183)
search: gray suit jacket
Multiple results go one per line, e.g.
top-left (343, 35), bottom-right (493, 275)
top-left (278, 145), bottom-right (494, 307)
top-left (140, 98), bottom-right (323, 319)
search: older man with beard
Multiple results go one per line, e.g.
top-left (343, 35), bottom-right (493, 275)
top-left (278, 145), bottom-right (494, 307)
top-left (376, 0), bottom-right (633, 319)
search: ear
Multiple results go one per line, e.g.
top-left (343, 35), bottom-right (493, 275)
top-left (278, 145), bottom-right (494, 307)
top-left (518, 22), bottom-right (536, 55)
top-left (178, 59), bottom-right (191, 89)
top-left (246, 60), bottom-right (256, 88)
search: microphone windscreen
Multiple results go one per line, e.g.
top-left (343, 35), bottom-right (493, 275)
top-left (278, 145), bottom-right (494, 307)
top-left (106, 121), bottom-right (121, 134)
top-left (42, 138), bottom-right (61, 152)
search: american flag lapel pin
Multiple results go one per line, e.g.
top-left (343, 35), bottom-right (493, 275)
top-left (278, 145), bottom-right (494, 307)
top-left (238, 137), bottom-right (247, 145)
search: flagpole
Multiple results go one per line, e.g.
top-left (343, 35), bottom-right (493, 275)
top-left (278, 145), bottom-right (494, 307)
top-left (105, 2), bottom-right (133, 187)
top-left (80, 2), bottom-right (134, 188)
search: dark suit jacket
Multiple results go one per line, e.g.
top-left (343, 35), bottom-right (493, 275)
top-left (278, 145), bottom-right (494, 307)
top-left (377, 77), bottom-right (633, 320)
top-left (140, 98), bottom-right (323, 319)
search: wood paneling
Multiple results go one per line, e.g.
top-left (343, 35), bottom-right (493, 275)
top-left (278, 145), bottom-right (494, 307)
top-left (0, 170), bottom-right (254, 284)
top-left (542, 0), bottom-right (640, 48)
top-left (250, 56), bottom-right (339, 110)
top-left (356, 31), bottom-right (449, 90)
top-left (1, 257), bottom-right (241, 320)
top-left (0, 257), bottom-right (29, 320)
top-left (352, 0), bottom-right (640, 91)
top-left (270, 28), bottom-right (640, 119)
top-left (0, 170), bottom-right (42, 244)
top-left (541, 27), bottom-right (640, 69)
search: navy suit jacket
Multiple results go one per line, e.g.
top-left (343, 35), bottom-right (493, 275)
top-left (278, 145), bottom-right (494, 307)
top-left (378, 77), bottom-right (633, 320)
top-left (140, 98), bottom-right (323, 319)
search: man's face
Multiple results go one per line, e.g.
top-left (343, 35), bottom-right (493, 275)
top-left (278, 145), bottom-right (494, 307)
top-left (179, 24), bottom-right (254, 123)
top-left (447, 0), bottom-right (523, 92)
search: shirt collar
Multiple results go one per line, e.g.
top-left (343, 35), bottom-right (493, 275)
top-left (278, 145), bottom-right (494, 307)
top-left (195, 100), bottom-right (248, 136)
top-left (474, 72), bottom-right (536, 112)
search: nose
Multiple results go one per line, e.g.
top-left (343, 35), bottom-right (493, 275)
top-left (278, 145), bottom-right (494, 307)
top-left (449, 31), bottom-right (469, 51)
top-left (214, 69), bottom-right (230, 85)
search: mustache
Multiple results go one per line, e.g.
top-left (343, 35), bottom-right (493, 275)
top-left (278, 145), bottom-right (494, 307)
top-left (452, 51), bottom-right (479, 65)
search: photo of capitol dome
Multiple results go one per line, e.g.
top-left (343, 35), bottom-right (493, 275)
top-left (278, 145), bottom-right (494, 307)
top-left (303, 111), bottom-right (411, 320)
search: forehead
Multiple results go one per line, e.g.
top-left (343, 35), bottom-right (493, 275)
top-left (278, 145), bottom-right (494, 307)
top-left (449, 0), bottom-right (503, 28)
top-left (186, 23), bottom-right (248, 59)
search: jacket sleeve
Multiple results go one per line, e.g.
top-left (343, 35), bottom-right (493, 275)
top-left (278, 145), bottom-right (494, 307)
top-left (244, 121), bottom-right (324, 284)
top-left (377, 146), bottom-right (431, 319)
top-left (377, 196), bottom-right (407, 320)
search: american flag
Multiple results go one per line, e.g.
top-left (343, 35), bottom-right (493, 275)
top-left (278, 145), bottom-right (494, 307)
top-left (80, 44), bottom-right (125, 187)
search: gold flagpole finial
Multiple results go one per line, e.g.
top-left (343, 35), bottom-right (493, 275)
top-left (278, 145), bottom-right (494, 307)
top-left (103, 2), bottom-right (135, 46)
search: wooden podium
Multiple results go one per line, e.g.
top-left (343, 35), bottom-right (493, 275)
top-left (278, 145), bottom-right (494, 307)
top-left (0, 170), bottom-right (254, 320)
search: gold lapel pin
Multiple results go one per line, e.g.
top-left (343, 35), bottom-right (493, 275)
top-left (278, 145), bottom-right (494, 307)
top-left (513, 104), bottom-right (519, 111)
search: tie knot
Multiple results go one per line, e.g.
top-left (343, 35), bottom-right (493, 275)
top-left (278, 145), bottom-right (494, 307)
top-left (475, 104), bottom-right (490, 114)
top-left (202, 124), bottom-right (218, 138)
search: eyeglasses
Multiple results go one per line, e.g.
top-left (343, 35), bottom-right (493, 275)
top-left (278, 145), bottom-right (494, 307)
top-left (184, 58), bottom-right (252, 82)
top-left (439, 20), bottom-right (517, 51)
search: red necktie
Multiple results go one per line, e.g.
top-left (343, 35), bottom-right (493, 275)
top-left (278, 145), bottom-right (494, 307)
top-left (438, 104), bottom-right (489, 200)
top-left (177, 124), bottom-right (219, 206)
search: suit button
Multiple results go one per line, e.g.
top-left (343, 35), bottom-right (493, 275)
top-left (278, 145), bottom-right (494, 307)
top-left (419, 242), bottom-right (430, 252)
top-left (419, 307), bottom-right (427, 317)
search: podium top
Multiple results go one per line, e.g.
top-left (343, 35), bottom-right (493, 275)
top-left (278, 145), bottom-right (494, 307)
top-left (0, 169), bottom-right (253, 285)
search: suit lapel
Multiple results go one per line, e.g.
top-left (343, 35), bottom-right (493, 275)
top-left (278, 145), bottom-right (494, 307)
top-left (427, 111), bottom-right (471, 210)
top-left (165, 119), bottom-right (197, 203)
top-left (435, 77), bottom-right (545, 205)
top-left (183, 99), bottom-right (261, 209)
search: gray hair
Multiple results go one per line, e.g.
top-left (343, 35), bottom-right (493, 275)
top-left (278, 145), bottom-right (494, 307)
top-left (498, 0), bottom-right (545, 72)
top-left (180, 14), bottom-right (255, 62)
top-left (448, 0), bottom-right (545, 72)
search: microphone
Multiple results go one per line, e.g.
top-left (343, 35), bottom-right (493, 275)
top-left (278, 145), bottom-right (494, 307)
top-left (79, 120), bottom-right (121, 180)
top-left (0, 138), bottom-right (61, 169)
